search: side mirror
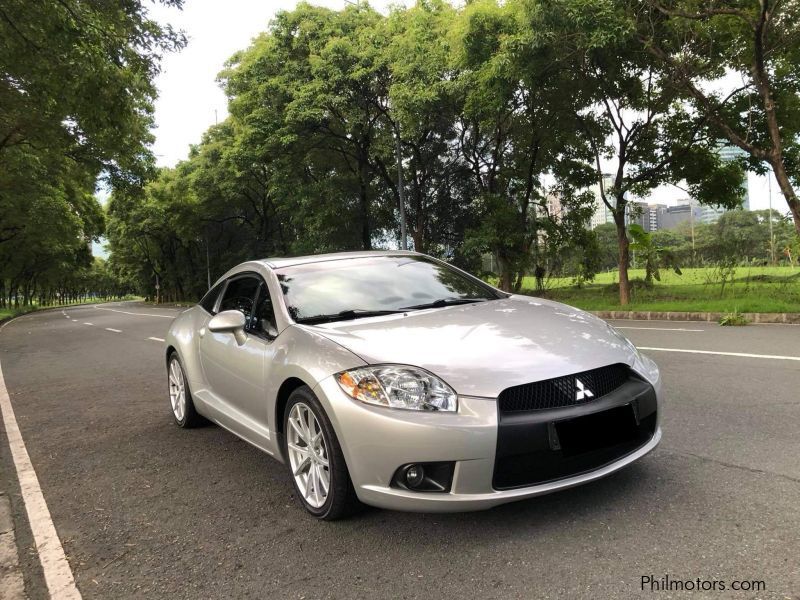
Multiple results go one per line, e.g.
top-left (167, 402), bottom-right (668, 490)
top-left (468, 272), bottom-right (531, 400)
top-left (208, 310), bottom-right (247, 345)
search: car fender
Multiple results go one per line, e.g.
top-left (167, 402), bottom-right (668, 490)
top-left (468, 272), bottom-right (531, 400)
top-left (262, 325), bottom-right (367, 460)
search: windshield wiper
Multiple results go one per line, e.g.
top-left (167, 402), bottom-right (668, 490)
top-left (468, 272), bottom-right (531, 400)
top-left (400, 297), bottom-right (489, 311)
top-left (296, 309), bottom-right (405, 325)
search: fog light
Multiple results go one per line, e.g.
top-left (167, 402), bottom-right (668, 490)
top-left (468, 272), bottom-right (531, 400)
top-left (391, 462), bottom-right (455, 492)
top-left (405, 465), bottom-right (425, 488)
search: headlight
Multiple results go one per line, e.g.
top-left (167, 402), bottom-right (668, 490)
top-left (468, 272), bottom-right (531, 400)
top-left (335, 365), bottom-right (457, 412)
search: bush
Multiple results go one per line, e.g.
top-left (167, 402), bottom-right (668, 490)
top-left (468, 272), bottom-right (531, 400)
top-left (719, 311), bottom-right (749, 326)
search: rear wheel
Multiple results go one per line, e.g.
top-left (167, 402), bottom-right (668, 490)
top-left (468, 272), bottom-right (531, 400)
top-left (168, 353), bottom-right (202, 428)
top-left (284, 386), bottom-right (361, 520)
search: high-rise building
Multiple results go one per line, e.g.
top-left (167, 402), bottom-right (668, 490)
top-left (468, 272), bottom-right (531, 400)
top-left (648, 204), bottom-right (665, 231)
top-left (588, 174), bottom-right (617, 229)
top-left (629, 203), bottom-right (667, 232)
top-left (628, 201), bottom-right (650, 231)
top-left (656, 201), bottom-right (704, 230)
top-left (697, 204), bottom-right (728, 224)
top-left (717, 141), bottom-right (750, 211)
top-left (544, 192), bottom-right (562, 221)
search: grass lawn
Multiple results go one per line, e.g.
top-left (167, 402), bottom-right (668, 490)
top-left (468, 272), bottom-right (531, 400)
top-left (0, 296), bottom-right (141, 322)
top-left (0, 305), bottom-right (38, 321)
top-left (514, 266), bottom-right (800, 313)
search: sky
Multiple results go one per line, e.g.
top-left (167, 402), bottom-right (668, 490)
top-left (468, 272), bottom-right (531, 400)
top-left (145, 0), bottom-right (785, 212)
top-left (148, 0), bottom-right (408, 167)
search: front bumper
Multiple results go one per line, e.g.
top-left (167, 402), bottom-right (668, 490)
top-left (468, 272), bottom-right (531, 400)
top-left (313, 368), bottom-right (662, 513)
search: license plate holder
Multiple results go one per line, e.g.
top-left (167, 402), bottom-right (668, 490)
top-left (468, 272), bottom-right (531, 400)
top-left (554, 403), bottom-right (639, 457)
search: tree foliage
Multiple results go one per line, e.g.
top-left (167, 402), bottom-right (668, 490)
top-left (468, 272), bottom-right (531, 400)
top-left (635, 0), bottom-right (800, 236)
top-left (0, 0), bottom-right (183, 307)
top-left (40, 0), bottom-right (798, 305)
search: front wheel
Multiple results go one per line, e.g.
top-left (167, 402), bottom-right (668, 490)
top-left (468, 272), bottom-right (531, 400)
top-left (167, 353), bottom-right (203, 428)
top-left (283, 387), bottom-right (361, 520)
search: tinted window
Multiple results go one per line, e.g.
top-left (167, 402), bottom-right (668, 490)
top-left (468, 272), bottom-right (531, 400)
top-left (199, 282), bottom-right (225, 314)
top-left (249, 283), bottom-right (277, 337)
top-left (276, 256), bottom-right (499, 322)
top-left (219, 276), bottom-right (260, 317)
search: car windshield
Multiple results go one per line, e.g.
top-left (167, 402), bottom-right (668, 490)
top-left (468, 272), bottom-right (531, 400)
top-left (276, 255), bottom-right (501, 324)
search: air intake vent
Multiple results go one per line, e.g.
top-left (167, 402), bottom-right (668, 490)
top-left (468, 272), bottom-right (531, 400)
top-left (498, 363), bottom-right (630, 412)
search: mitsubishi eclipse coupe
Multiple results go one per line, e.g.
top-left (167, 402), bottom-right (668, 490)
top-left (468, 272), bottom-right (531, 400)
top-left (165, 251), bottom-right (662, 520)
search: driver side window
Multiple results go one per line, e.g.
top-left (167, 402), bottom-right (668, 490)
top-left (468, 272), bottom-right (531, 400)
top-left (218, 276), bottom-right (260, 319)
top-left (249, 283), bottom-right (278, 338)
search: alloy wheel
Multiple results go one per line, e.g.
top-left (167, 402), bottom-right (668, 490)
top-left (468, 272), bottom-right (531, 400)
top-left (168, 358), bottom-right (186, 422)
top-left (287, 402), bottom-right (330, 508)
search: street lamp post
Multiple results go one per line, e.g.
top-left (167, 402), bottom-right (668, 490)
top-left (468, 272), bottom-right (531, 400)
top-left (206, 237), bottom-right (212, 290)
top-left (768, 169), bottom-right (775, 265)
top-left (395, 128), bottom-right (408, 251)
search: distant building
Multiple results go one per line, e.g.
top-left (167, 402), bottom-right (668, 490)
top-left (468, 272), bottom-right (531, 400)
top-left (647, 204), bottom-right (665, 231)
top-left (628, 201), bottom-right (650, 231)
top-left (588, 175), bottom-right (617, 229)
top-left (628, 202), bottom-right (667, 232)
top-left (696, 205), bottom-right (724, 224)
top-left (657, 201), bottom-right (704, 230)
top-left (717, 141), bottom-right (750, 211)
top-left (544, 192), bottom-right (562, 221)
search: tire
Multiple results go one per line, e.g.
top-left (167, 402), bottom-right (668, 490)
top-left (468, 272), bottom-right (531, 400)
top-left (283, 386), bottom-right (362, 520)
top-left (167, 352), bottom-right (203, 428)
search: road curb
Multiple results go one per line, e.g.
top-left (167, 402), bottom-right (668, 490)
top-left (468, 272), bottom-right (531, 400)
top-left (591, 310), bottom-right (800, 324)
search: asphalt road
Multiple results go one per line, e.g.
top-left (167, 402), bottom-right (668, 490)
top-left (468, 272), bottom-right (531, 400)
top-left (1, 303), bottom-right (798, 599)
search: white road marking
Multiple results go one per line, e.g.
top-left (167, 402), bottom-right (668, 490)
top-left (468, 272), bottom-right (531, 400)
top-left (82, 322), bottom-right (93, 326)
top-left (615, 326), bottom-right (704, 332)
top-left (148, 337), bottom-right (165, 342)
top-left (639, 347), bottom-right (800, 362)
top-left (105, 328), bottom-right (122, 333)
top-left (0, 362), bottom-right (83, 599)
top-left (93, 305), bottom-right (175, 319)
top-left (71, 319), bottom-right (78, 322)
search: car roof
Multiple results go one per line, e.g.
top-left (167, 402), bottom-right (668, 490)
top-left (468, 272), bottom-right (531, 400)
top-left (258, 250), bottom-right (422, 269)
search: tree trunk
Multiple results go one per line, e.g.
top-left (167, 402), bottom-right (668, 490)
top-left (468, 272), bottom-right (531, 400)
top-left (497, 255), bottom-right (513, 292)
top-left (770, 158), bottom-right (800, 236)
top-left (412, 231), bottom-right (423, 254)
top-left (500, 270), bottom-right (513, 292)
top-left (614, 212), bottom-right (631, 305)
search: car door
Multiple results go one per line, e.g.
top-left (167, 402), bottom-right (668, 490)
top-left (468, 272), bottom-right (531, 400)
top-left (198, 273), bottom-right (271, 446)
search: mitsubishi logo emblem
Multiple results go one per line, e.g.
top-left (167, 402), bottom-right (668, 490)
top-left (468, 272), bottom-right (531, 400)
top-left (575, 379), bottom-right (594, 401)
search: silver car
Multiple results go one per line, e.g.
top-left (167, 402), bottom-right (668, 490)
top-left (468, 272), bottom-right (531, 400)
top-left (165, 251), bottom-right (662, 519)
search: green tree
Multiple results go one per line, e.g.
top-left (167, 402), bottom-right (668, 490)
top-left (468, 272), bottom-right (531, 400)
top-left (593, 223), bottom-right (623, 271)
top-left (453, 0), bottom-right (596, 291)
top-left (550, 0), bottom-right (744, 304)
top-left (629, 223), bottom-right (682, 284)
top-left (384, 0), bottom-right (475, 255)
top-left (1, 0), bottom-right (184, 307)
top-left (635, 0), bottom-right (800, 237)
top-left (0, 0), bottom-right (185, 183)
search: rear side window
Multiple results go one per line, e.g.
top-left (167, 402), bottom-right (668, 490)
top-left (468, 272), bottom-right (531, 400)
top-left (199, 282), bottom-right (225, 314)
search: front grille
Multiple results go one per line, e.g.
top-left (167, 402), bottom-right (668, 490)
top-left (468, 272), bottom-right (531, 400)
top-left (498, 363), bottom-right (630, 412)
top-left (492, 378), bottom-right (658, 490)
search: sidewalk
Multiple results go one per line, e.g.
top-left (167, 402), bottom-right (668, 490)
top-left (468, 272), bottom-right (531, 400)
top-left (591, 310), bottom-right (800, 324)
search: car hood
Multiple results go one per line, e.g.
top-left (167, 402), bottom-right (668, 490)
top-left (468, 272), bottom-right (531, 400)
top-left (306, 296), bottom-right (637, 398)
